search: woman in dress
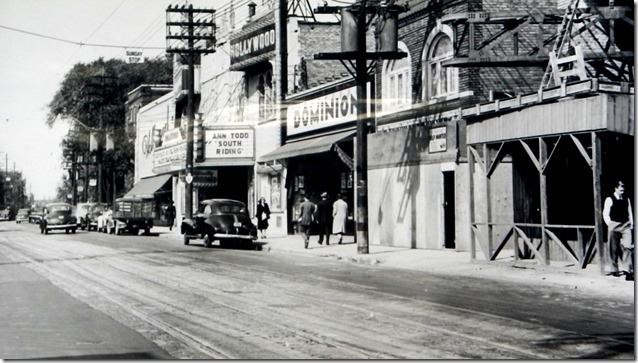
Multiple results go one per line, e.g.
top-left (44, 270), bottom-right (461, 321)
top-left (256, 197), bottom-right (271, 239)
top-left (332, 193), bottom-right (348, 244)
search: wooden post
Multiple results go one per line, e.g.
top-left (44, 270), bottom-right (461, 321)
top-left (591, 132), bottom-right (605, 275)
top-left (468, 145), bottom-right (476, 260)
top-left (483, 144), bottom-right (493, 257)
top-left (539, 137), bottom-right (550, 264)
top-left (513, 227), bottom-right (519, 262)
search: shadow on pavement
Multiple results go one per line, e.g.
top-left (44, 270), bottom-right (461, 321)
top-left (534, 332), bottom-right (634, 359)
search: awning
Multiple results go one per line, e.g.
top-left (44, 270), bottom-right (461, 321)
top-left (125, 174), bottom-right (172, 198)
top-left (258, 130), bottom-right (355, 162)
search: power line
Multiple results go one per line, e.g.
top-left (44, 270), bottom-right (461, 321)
top-left (83, 0), bottom-right (130, 42)
top-left (0, 24), bottom-right (165, 50)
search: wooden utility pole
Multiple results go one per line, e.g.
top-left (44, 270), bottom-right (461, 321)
top-left (166, 4), bottom-right (216, 219)
top-left (315, 0), bottom-right (406, 254)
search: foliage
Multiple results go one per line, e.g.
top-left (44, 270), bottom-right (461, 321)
top-left (49, 56), bottom-right (173, 203)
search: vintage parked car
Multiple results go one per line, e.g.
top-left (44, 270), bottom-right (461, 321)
top-left (181, 199), bottom-right (258, 248)
top-left (84, 203), bottom-right (108, 231)
top-left (107, 197), bottom-right (154, 235)
top-left (74, 203), bottom-right (92, 230)
top-left (29, 211), bottom-right (43, 224)
top-left (40, 203), bottom-right (77, 234)
top-left (15, 208), bottom-right (30, 224)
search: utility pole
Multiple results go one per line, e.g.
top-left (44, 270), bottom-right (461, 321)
top-left (315, 0), bottom-right (406, 254)
top-left (166, 4), bottom-right (217, 219)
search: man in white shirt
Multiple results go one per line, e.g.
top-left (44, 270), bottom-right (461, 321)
top-left (602, 181), bottom-right (634, 280)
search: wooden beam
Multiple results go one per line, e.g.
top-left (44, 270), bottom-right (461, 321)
top-left (539, 138), bottom-right (550, 265)
top-left (490, 227), bottom-right (514, 261)
top-left (487, 142), bottom-right (506, 177)
top-left (591, 132), bottom-right (605, 275)
top-left (468, 146), bottom-right (476, 260)
top-left (519, 140), bottom-right (541, 172)
top-left (582, 231), bottom-right (597, 268)
top-left (484, 144), bottom-right (493, 257)
top-left (514, 226), bottom-right (547, 265)
top-left (468, 145), bottom-right (485, 172)
top-left (541, 136), bottom-right (562, 173)
top-left (569, 134), bottom-right (592, 168)
top-left (545, 228), bottom-right (579, 264)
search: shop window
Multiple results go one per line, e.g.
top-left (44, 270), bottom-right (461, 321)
top-left (258, 71), bottom-right (275, 121)
top-left (382, 42), bottom-right (411, 112)
top-left (422, 26), bottom-right (459, 100)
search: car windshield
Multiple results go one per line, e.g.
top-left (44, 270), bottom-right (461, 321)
top-left (49, 205), bottom-right (72, 213)
top-left (201, 202), bottom-right (247, 215)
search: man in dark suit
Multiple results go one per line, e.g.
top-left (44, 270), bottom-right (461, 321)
top-left (298, 194), bottom-right (315, 249)
top-left (315, 192), bottom-right (331, 245)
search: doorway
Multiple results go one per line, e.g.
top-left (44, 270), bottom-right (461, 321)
top-left (443, 171), bottom-right (456, 249)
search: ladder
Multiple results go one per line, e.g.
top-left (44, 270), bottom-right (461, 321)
top-left (539, 0), bottom-right (581, 90)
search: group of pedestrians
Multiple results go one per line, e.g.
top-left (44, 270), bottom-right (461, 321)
top-left (298, 192), bottom-right (348, 249)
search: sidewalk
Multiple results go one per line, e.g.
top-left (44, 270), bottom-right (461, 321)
top-left (154, 227), bottom-right (635, 299)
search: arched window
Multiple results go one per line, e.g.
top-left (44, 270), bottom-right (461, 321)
top-left (382, 42), bottom-right (411, 112)
top-left (423, 27), bottom-right (458, 100)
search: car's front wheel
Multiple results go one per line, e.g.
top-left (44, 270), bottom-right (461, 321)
top-left (183, 235), bottom-right (190, 245)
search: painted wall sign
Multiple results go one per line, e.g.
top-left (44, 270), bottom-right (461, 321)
top-left (428, 126), bottom-right (447, 153)
top-left (230, 23), bottom-right (276, 65)
top-left (204, 129), bottom-right (254, 159)
top-left (286, 84), bottom-right (371, 136)
top-left (153, 142), bottom-right (187, 168)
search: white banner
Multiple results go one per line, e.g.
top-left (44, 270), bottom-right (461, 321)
top-left (153, 142), bottom-right (187, 168)
top-left (286, 84), bottom-right (371, 136)
top-left (204, 129), bottom-right (254, 159)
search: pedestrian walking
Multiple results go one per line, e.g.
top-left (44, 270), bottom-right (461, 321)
top-left (298, 194), bottom-right (315, 249)
top-left (256, 197), bottom-right (271, 239)
top-left (603, 180), bottom-right (634, 280)
top-left (332, 193), bottom-right (348, 244)
top-left (315, 192), bottom-right (331, 245)
top-left (166, 200), bottom-right (176, 231)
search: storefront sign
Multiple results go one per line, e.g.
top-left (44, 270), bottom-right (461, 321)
top-left (230, 23), bottom-right (276, 65)
top-left (153, 142), bottom-right (187, 168)
top-left (428, 126), bottom-right (447, 153)
top-left (204, 129), bottom-right (254, 159)
top-left (287, 84), bottom-right (371, 136)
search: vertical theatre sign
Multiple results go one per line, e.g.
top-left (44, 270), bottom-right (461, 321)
top-left (230, 23), bottom-right (276, 65)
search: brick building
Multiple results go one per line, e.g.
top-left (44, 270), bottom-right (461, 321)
top-left (368, 0), bottom-right (562, 251)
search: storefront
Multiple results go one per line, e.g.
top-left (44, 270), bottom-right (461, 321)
top-left (259, 80), bottom-right (365, 235)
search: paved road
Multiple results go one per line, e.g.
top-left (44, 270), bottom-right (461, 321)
top-left (0, 222), bottom-right (634, 359)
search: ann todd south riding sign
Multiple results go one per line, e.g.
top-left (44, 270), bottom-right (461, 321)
top-left (205, 129), bottom-right (254, 159)
top-left (287, 83), bottom-right (372, 136)
top-left (230, 23), bottom-right (276, 65)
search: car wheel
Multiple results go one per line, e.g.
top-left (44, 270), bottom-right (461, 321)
top-left (72, 228), bottom-right (76, 234)
top-left (143, 227), bottom-right (150, 236)
top-left (183, 235), bottom-right (190, 245)
top-left (131, 228), bottom-right (139, 235)
top-left (65, 229), bottom-right (69, 234)
top-left (81, 225), bottom-right (86, 231)
top-left (204, 234), bottom-right (213, 248)
top-left (219, 239), bottom-right (229, 249)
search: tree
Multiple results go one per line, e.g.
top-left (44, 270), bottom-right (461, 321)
top-left (48, 56), bottom-right (173, 204)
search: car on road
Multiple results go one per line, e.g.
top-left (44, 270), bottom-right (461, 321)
top-left (108, 197), bottom-right (154, 235)
top-left (15, 208), bottom-right (30, 224)
top-left (0, 208), bottom-right (10, 221)
top-left (181, 199), bottom-right (257, 248)
top-left (29, 210), bottom-right (43, 224)
top-left (40, 203), bottom-right (77, 234)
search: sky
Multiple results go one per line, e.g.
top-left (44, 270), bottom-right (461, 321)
top-left (0, 0), bottom-right (347, 200)
top-left (0, 0), bottom-right (228, 200)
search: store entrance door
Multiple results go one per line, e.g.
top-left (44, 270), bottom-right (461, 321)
top-left (443, 171), bottom-right (456, 249)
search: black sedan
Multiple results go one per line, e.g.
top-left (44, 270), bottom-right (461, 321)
top-left (40, 203), bottom-right (77, 234)
top-left (181, 199), bottom-right (258, 248)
